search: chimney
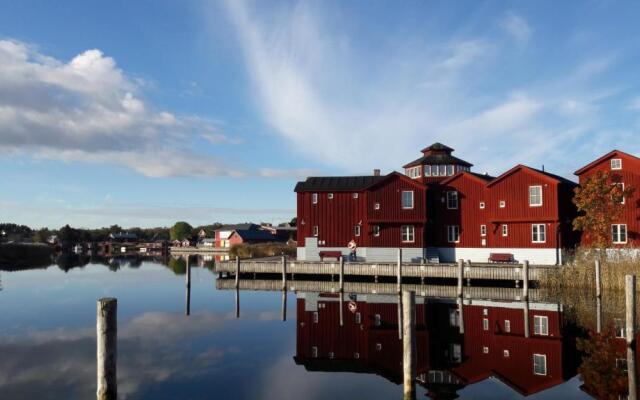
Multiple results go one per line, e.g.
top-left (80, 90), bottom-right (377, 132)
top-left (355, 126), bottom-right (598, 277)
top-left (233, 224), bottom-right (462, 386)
top-left (373, 169), bottom-right (381, 176)
top-left (542, 165), bottom-right (545, 172)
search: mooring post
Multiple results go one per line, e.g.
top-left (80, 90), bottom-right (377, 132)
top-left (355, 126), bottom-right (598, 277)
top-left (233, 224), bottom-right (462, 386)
top-left (185, 256), bottom-right (191, 316)
top-left (457, 297), bottom-right (465, 335)
top-left (235, 287), bottom-right (240, 319)
top-left (398, 292), bottom-right (404, 340)
top-left (457, 259), bottom-right (464, 298)
top-left (339, 256), bottom-right (345, 291)
top-left (97, 298), bottom-right (117, 400)
top-left (466, 260), bottom-right (471, 287)
top-left (281, 289), bottom-right (287, 322)
top-left (402, 290), bottom-right (417, 400)
top-left (397, 248), bottom-right (403, 293)
top-left (235, 256), bottom-right (240, 289)
top-left (339, 256), bottom-right (345, 327)
top-left (522, 260), bottom-right (529, 301)
top-left (523, 299), bottom-right (530, 338)
top-left (595, 260), bottom-right (602, 299)
top-left (596, 297), bottom-right (603, 334)
top-left (281, 255), bottom-right (287, 291)
top-left (627, 275), bottom-right (638, 400)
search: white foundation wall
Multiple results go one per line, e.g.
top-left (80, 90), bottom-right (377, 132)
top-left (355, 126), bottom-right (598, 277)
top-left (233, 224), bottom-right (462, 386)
top-left (297, 238), bottom-right (424, 262)
top-left (437, 247), bottom-right (562, 265)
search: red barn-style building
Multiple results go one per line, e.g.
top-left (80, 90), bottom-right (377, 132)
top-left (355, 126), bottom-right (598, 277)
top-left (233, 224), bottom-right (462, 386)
top-left (575, 150), bottom-right (640, 250)
top-left (295, 143), bottom-right (579, 264)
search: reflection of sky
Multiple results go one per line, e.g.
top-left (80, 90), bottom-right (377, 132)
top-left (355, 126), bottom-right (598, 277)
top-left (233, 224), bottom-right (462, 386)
top-left (0, 263), bottom-right (589, 399)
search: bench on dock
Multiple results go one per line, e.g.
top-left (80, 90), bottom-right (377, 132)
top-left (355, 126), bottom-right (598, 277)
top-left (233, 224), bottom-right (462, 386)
top-left (319, 251), bottom-right (342, 261)
top-left (488, 253), bottom-right (515, 263)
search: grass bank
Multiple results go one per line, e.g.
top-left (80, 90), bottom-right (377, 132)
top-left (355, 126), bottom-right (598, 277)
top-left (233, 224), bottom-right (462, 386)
top-left (229, 242), bottom-right (296, 259)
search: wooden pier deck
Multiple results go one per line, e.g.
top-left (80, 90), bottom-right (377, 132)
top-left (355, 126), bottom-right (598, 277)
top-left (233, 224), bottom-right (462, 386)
top-left (215, 259), bottom-right (555, 282)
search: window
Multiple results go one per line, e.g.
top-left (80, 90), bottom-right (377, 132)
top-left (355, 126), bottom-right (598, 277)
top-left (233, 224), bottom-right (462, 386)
top-left (373, 225), bottom-right (380, 237)
top-left (532, 224), bottom-right (546, 243)
top-left (354, 352), bottom-right (360, 359)
top-left (449, 309), bottom-right (460, 327)
top-left (503, 350), bottom-right (510, 358)
top-left (614, 183), bottom-right (626, 204)
top-left (529, 185), bottom-right (543, 207)
top-left (376, 343), bottom-right (383, 351)
top-left (481, 225), bottom-right (487, 237)
top-left (328, 351), bottom-right (334, 359)
top-left (504, 320), bottom-right (511, 333)
top-left (450, 344), bottom-right (462, 363)
top-left (447, 225), bottom-right (460, 243)
top-left (617, 358), bottom-right (629, 372)
top-left (424, 165), bottom-right (432, 176)
top-left (534, 315), bottom-right (549, 335)
top-left (483, 346), bottom-right (489, 354)
top-left (401, 225), bottom-right (415, 243)
top-left (355, 312), bottom-right (361, 324)
top-left (432, 165), bottom-right (439, 177)
top-left (613, 224), bottom-right (628, 244)
top-left (446, 191), bottom-right (459, 209)
top-left (328, 193), bottom-right (334, 200)
top-left (482, 308), bottom-right (488, 316)
top-left (311, 346), bottom-right (318, 358)
top-left (402, 191), bottom-right (414, 209)
top-left (446, 164), bottom-right (454, 176)
top-left (312, 193), bottom-right (318, 204)
top-left (313, 312), bottom-right (319, 323)
top-left (374, 202), bottom-right (380, 210)
top-left (374, 314), bottom-right (381, 326)
top-left (312, 226), bottom-right (319, 237)
top-left (533, 354), bottom-right (547, 375)
top-left (353, 193), bottom-right (359, 199)
top-left (482, 318), bottom-right (489, 331)
top-left (439, 165), bottom-right (446, 176)
top-left (615, 318), bottom-right (626, 338)
top-left (502, 224), bottom-right (508, 237)
top-left (354, 225), bottom-right (361, 237)
top-left (499, 200), bottom-right (506, 208)
top-left (611, 158), bottom-right (622, 170)
top-left (406, 167), bottom-right (421, 179)
top-left (480, 202), bottom-right (485, 209)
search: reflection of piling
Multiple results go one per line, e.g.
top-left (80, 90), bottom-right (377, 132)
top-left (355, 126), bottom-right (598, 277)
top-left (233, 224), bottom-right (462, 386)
top-left (523, 299), bottom-right (530, 338)
top-left (185, 256), bottom-right (191, 316)
top-left (596, 260), bottom-right (602, 333)
top-left (522, 260), bottom-right (529, 301)
top-left (626, 275), bottom-right (637, 400)
top-left (97, 298), bottom-right (117, 400)
top-left (595, 260), bottom-right (602, 298)
top-left (457, 297), bottom-right (465, 335)
top-left (235, 257), bottom-right (240, 289)
top-left (339, 256), bottom-right (344, 327)
top-left (402, 290), bottom-right (416, 400)
top-left (281, 290), bottom-right (287, 321)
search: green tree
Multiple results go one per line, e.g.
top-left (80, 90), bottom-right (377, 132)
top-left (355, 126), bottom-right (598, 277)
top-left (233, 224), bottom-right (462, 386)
top-left (32, 228), bottom-right (51, 243)
top-left (170, 221), bottom-right (194, 241)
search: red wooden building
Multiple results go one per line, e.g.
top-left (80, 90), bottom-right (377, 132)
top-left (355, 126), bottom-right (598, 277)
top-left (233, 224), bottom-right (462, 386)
top-left (295, 142), bottom-right (579, 264)
top-left (294, 292), bottom-right (574, 397)
top-left (575, 150), bottom-right (640, 250)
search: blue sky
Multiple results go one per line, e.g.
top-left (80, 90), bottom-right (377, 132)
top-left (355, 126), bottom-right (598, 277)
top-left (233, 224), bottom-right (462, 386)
top-left (1, 0), bottom-right (639, 228)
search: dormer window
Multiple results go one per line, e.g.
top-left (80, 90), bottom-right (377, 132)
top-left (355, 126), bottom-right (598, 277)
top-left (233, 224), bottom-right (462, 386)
top-left (611, 158), bottom-right (622, 170)
top-left (439, 165), bottom-right (446, 176)
top-left (424, 165), bottom-right (432, 176)
top-left (446, 165), bottom-right (454, 176)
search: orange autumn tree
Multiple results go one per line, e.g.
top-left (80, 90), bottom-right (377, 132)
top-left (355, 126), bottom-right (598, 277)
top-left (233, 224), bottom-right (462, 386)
top-left (573, 170), bottom-right (635, 250)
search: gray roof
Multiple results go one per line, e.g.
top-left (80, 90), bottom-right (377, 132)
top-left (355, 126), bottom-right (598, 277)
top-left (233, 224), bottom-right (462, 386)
top-left (215, 223), bottom-right (260, 232)
top-left (403, 153), bottom-right (473, 169)
top-left (232, 229), bottom-right (280, 241)
top-left (294, 176), bottom-right (386, 192)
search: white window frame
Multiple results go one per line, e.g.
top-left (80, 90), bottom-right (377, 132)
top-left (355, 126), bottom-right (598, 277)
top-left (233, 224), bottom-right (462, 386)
top-left (533, 354), bottom-right (547, 376)
top-left (313, 312), bottom-right (319, 323)
top-left (446, 191), bottom-right (459, 210)
top-left (532, 224), bottom-right (546, 243)
top-left (479, 202), bottom-right (485, 209)
top-left (613, 224), bottom-right (628, 244)
top-left (534, 315), bottom-right (549, 336)
top-left (447, 225), bottom-right (460, 243)
top-left (373, 225), bottom-right (380, 237)
top-left (374, 314), bottom-right (381, 326)
top-left (402, 191), bottom-right (415, 209)
top-left (446, 164), bottom-right (454, 176)
top-left (376, 343), bottom-right (383, 351)
top-left (614, 182), bottom-right (626, 204)
top-left (354, 225), bottom-right (361, 237)
top-left (503, 350), bottom-right (510, 358)
top-left (401, 225), bottom-right (415, 243)
top-left (311, 346), bottom-right (318, 358)
top-left (374, 202), bottom-right (380, 210)
top-left (439, 165), bottom-right (446, 176)
top-left (312, 226), bottom-right (319, 237)
top-left (529, 185), bottom-right (543, 207)
top-left (481, 225), bottom-right (487, 237)
top-left (312, 193), bottom-right (318, 204)
top-left (355, 312), bottom-right (361, 324)
top-left (449, 309), bottom-right (460, 327)
top-left (611, 158), bottom-right (622, 170)
top-left (482, 318), bottom-right (489, 331)
top-left (483, 346), bottom-right (489, 354)
top-left (328, 193), bottom-right (334, 200)
top-left (424, 165), bottom-right (432, 177)
top-left (432, 165), bottom-right (439, 177)
top-left (504, 320), bottom-right (511, 333)
top-left (353, 193), bottom-right (359, 199)
top-left (502, 224), bottom-right (508, 237)
top-left (615, 318), bottom-right (626, 338)
top-left (499, 200), bottom-right (506, 208)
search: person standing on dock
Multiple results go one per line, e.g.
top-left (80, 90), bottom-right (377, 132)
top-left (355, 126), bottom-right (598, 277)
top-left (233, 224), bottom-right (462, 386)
top-left (348, 240), bottom-right (357, 262)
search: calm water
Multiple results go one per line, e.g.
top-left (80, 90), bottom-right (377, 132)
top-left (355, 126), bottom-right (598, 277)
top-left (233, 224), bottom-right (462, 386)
top-left (0, 256), bottom-right (621, 399)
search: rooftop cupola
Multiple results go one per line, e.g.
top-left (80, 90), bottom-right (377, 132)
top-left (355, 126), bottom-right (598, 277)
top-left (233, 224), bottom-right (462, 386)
top-left (403, 142), bottom-right (473, 180)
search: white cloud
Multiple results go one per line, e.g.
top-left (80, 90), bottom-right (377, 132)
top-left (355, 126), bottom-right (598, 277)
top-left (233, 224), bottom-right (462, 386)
top-left (501, 13), bottom-right (532, 43)
top-left (0, 40), bottom-right (240, 178)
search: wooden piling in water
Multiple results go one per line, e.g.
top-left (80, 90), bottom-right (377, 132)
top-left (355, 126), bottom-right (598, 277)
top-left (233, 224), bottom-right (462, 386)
top-left (339, 256), bottom-right (344, 291)
top-left (398, 292), bottom-right (403, 340)
top-left (185, 256), bottom-right (191, 316)
top-left (235, 287), bottom-right (240, 319)
top-left (595, 260), bottom-right (602, 299)
top-left (397, 248), bottom-right (403, 293)
top-left (626, 275), bottom-right (637, 400)
top-left (281, 256), bottom-right (287, 291)
top-left (522, 260), bottom-right (529, 301)
top-left (457, 259), bottom-right (464, 298)
top-left (235, 257), bottom-right (240, 289)
top-left (97, 298), bottom-right (117, 400)
top-left (596, 297), bottom-right (602, 334)
top-left (281, 290), bottom-right (287, 322)
top-left (402, 290), bottom-right (416, 400)
top-left (339, 256), bottom-right (345, 327)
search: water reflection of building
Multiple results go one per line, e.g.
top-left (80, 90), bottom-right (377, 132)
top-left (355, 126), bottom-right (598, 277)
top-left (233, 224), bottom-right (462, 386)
top-left (294, 293), bottom-right (576, 398)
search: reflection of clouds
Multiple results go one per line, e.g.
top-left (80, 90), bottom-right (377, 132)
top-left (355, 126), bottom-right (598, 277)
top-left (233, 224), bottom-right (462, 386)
top-left (0, 311), bottom-right (235, 399)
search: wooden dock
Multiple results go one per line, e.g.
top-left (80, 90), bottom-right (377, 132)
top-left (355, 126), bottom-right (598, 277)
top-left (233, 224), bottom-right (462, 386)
top-left (170, 247), bottom-right (229, 255)
top-left (215, 259), bottom-right (555, 283)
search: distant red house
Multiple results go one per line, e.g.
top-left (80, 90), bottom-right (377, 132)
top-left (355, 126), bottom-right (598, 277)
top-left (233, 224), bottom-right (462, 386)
top-left (575, 150), bottom-right (640, 249)
top-left (227, 228), bottom-right (284, 246)
top-left (295, 143), bottom-right (579, 264)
